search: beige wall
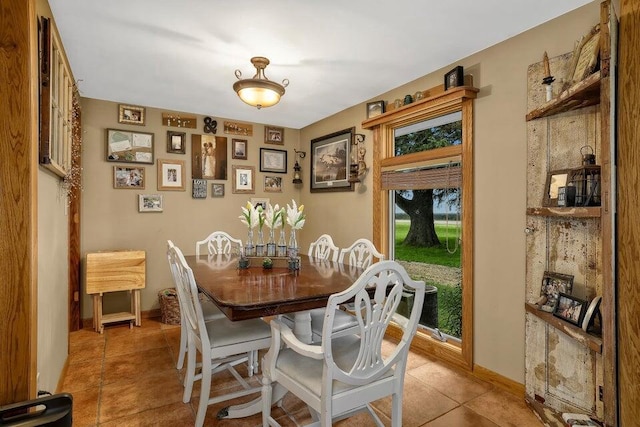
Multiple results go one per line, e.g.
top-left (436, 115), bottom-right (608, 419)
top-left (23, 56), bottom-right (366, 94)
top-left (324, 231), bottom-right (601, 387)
top-left (80, 99), bottom-right (301, 314)
top-left (299, 2), bottom-right (601, 383)
top-left (79, 1), bottom-right (601, 385)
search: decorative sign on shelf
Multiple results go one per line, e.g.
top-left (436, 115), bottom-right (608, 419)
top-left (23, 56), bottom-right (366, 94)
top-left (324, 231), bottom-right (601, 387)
top-left (224, 121), bottom-right (253, 136)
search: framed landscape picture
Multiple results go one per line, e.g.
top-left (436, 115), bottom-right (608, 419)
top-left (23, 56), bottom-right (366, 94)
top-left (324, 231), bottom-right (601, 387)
top-left (310, 127), bottom-right (354, 193)
top-left (260, 148), bottom-right (287, 173)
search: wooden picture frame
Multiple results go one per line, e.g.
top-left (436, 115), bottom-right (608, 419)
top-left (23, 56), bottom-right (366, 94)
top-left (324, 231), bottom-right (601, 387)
top-left (211, 183), bottom-right (225, 197)
top-left (569, 25), bottom-right (601, 84)
top-left (106, 129), bottom-right (154, 164)
top-left (260, 148), bottom-right (287, 173)
top-left (157, 159), bottom-right (186, 191)
top-left (264, 125), bottom-right (285, 145)
top-left (553, 292), bottom-right (587, 327)
top-left (113, 166), bottom-right (145, 189)
top-left (192, 179), bottom-right (207, 199)
top-left (118, 104), bottom-right (145, 126)
top-left (444, 66), bottom-right (464, 90)
top-left (167, 131), bottom-right (186, 154)
top-left (191, 135), bottom-right (227, 180)
top-left (232, 165), bottom-right (255, 194)
top-left (366, 101), bottom-right (385, 119)
top-left (224, 121), bottom-right (253, 136)
top-left (232, 138), bottom-right (247, 160)
top-left (310, 127), bottom-right (354, 193)
top-left (264, 175), bottom-right (283, 193)
top-left (138, 194), bottom-right (163, 212)
top-left (543, 168), bottom-right (573, 207)
top-left (538, 271), bottom-right (574, 313)
top-left (251, 198), bottom-right (269, 211)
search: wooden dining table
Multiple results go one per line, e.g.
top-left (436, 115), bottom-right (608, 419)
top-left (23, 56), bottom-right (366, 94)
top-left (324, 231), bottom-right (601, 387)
top-left (184, 253), bottom-right (365, 419)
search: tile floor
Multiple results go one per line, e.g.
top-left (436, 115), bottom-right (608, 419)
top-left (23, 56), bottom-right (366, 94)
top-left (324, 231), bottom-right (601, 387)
top-left (62, 318), bottom-right (543, 426)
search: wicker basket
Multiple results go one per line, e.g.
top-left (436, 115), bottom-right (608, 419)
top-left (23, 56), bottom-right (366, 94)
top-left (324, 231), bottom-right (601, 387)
top-left (158, 288), bottom-right (181, 325)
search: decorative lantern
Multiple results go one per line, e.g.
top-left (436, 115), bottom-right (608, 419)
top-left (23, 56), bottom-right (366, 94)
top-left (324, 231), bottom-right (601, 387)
top-left (292, 149), bottom-right (305, 185)
top-left (569, 146), bottom-right (601, 207)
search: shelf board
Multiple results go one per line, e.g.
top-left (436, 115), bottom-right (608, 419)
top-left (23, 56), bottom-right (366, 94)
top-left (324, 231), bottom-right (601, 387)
top-left (526, 206), bottom-right (601, 218)
top-left (525, 303), bottom-right (602, 353)
top-left (526, 71), bottom-right (601, 121)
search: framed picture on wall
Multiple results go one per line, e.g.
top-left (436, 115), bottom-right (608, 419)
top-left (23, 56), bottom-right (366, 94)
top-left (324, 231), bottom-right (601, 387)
top-left (310, 127), bottom-right (354, 193)
top-left (138, 194), bottom-right (163, 212)
top-left (167, 131), bottom-right (186, 154)
top-left (211, 183), bottom-right (225, 197)
top-left (232, 165), bottom-right (255, 194)
top-left (106, 129), bottom-right (154, 164)
top-left (191, 135), bottom-right (227, 180)
top-left (232, 138), bottom-right (247, 160)
top-left (118, 104), bottom-right (145, 126)
top-left (113, 166), bottom-right (145, 189)
top-left (157, 159), bottom-right (185, 191)
top-left (264, 125), bottom-right (284, 145)
top-left (260, 148), bottom-right (287, 173)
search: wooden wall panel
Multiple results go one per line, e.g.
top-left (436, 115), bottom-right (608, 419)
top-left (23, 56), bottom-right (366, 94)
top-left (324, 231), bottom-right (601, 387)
top-left (617, 0), bottom-right (640, 424)
top-left (0, 0), bottom-right (38, 404)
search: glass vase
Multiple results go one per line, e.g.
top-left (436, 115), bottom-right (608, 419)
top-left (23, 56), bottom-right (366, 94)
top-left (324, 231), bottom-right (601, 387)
top-left (288, 228), bottom-right (299, 258)
top-left (266, 229), bottom-right (276, 257)
top-left (245, 229), bottom-right (255, 257)
top-left (256, 229), bottom-right (265, 257)
top-left (277, 229), bottom-right (287, 257)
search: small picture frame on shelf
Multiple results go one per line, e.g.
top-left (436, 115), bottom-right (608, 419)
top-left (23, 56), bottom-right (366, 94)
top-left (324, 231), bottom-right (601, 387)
top-left (444, 66), bottom-right (463, 90)
top-left (553, 292), bottom-right (587, 327)
top-left (543, 169), bottom-right (573, 207)
top-left (569, 24), bottom-right (601, 84)
top-left (537, 271), bottom-right (574, 313)
top-left (366, 101), bottom-right (385, 119)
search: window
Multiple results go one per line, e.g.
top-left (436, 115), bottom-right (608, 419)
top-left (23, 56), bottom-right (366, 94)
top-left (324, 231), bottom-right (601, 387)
top-left (362, 86), bottom-right (477, 369)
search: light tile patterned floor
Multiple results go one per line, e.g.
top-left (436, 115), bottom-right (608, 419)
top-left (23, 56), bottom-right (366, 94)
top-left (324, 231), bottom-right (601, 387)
top-left (62, 319), bottom-right (543, 426)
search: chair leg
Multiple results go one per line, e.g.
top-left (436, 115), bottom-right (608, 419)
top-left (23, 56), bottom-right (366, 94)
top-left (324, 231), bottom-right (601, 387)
top-left (176, 319), bottom-right (187, 370)
top-left (391, 392), bottom-right (402, 427)
top-left (183, 340), bottom-right (196, 403)
top-left (195, 356), bottom-right (212, 427)
top-left (261, 375), bottom-right (273, 427)
top-left (248, 350), bottom-right (254, 377)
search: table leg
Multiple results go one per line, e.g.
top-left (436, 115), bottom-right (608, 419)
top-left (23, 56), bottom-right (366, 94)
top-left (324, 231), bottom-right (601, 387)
top-left (217, 383), bottom-right (287, 419)
top-left (292, 310), bottom-right (313, 344)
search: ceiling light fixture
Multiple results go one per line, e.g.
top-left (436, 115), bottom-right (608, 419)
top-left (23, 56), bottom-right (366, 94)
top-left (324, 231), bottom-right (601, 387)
top-left (233, 57), bottom-right (289, 109)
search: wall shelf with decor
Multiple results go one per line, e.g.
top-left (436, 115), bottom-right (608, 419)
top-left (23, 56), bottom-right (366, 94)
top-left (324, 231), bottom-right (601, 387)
top-left (523, 2), bottom-right (616, 425)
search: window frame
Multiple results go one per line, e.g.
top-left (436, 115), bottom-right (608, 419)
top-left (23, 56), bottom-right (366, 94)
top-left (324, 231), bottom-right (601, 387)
top-left (362, 86), bottom-right (477, 370)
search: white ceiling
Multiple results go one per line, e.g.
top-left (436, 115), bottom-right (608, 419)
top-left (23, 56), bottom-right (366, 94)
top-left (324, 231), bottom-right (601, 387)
top-left (49, 0), bottom-right (593, 129)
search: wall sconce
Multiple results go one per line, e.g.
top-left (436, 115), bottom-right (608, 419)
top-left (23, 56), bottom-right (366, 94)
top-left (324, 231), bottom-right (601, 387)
top-left (348, 133), bottom-right (368, 183)
top-left (293, 149), bottom-right (306, 185)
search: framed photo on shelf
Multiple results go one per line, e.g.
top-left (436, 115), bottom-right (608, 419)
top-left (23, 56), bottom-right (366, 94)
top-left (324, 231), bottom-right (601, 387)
top-left (543, 169), bottom-right (573, 207)
top-left (537, 271), bottom-right (574, 313)
top-left (232, 165), bottom-right (255, 194)
top-left (264, 125), bottom-right (284, 145)
top-left (260, 148), bottom-right (287, 173)
top-left (113, 166), bottom-right (145, 189)
top-left (157, 159), bottom-right (186, 191)
top-left (106, 129), bottom-right (154, 164)
top-left (232, 138), bottom-right (248, 160)
top-left (553, 292), bottom-right (587, 327)
top-left (444, 66), bottom-right (464, 90)
top-left (118, 104), bottom-right (145, 126)
top-left (138, 194), bottom-right (163, 212)
top-left (167, 131), bottom-right (186, 154)
top-left (211, 183), bottom-right (225, 197)
top-left (310, 127), bottom-right (354, 193)
top-left (569, 24), bottom-right (600, 84)
top-left (264, 175), bottom-right (283, 193)
top-left (366, 101), bottom-right (385, 119)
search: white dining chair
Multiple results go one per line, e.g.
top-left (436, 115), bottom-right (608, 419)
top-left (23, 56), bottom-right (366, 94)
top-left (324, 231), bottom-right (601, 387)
top-left (195, 230), bottom-right (243, 256)
top-left (308, 238), bottom-right (386, 340)
top-left (167, 241), bottom-right (271, 427)
top-left (307, 234), bottom-right (339, 262)
top-left (261, 260), bottom-right (425, 427)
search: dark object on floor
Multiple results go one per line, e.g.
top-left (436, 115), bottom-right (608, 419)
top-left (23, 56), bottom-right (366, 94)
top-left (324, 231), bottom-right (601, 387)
top-left (0, 393), bottom-right (72, 426)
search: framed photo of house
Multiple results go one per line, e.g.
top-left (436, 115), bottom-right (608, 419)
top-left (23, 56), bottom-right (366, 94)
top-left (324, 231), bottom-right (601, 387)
top-left (211, 183), bottom-right (225, 197)
top-left (260, 148), bottom-right (287, 173)
top-left (265, 126), bottom-right (284, 145)
top-left (118, 104), bottom-right (145, 126)
top-left (157, 159), bottom-right (186, 191)
top-left (310, 127), bottom-right (354, 193)
top-left (138, 194), bottom-right (163, 212)
top-left (537, 271), bottom-right (574, 313)
top-left (106, 129), bottom-right (154, 164)
top-left (543, 169), bottom-right (573, 207)
top-left (113, 166), bottom-right (145, 189)
top-left (553, 292), bottom-right (587, 326)
top-left (232, 138), bottom-right (248, 160)
top-left (167, 131), bottom-right (186, 154)
top-left (366, 101), bottom-right (385, 119)
top-left (264, 175), bottom-right (283, 193)
top-left (232, 165), bottom-right (255, 194)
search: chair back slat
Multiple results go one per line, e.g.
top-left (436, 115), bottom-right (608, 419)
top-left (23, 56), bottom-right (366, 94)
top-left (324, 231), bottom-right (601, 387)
top-left (195, 231), bottom-right (243, 256)
top-left (338, 238), bottom-right (385, 269)
top-left (308, 234), bottom-right (339, 262)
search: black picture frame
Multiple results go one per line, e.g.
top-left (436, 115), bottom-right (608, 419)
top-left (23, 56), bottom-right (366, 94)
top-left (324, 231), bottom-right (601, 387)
top-left (553, 292), bottom-right (587, 327)
top-left (260, 148), bottom-right (287, 174)
top-left (444, 66), bottom-right (464, 90)
top-left (366, 101), bottom-right (385, 119)
top-left (167, 131), bottom-right (186, 154)
top-left (310, 127), bottom-right (354, 193)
